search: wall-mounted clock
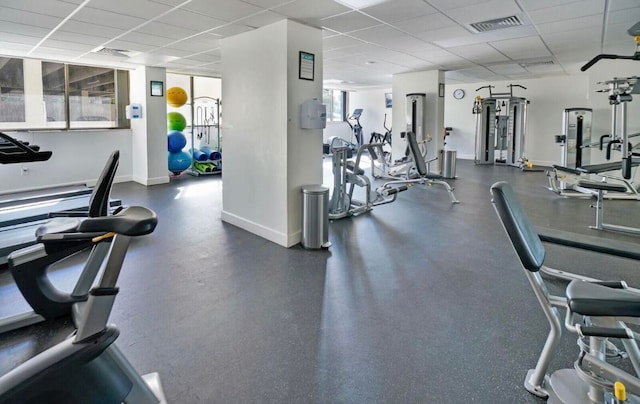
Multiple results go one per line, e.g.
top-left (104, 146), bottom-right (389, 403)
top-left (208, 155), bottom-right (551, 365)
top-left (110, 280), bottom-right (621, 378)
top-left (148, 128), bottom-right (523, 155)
top-left (453, 89), bottom-right (465, 100)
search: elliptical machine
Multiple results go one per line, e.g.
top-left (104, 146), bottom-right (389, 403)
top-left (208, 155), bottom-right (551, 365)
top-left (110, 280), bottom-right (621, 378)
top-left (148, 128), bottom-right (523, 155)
top-left (347, 109), bottom-right (364, 148)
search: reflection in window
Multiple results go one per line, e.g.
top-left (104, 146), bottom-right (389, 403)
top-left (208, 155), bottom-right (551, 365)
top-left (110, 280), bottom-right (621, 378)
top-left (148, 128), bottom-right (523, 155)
top-left (42, 62), bottom-right (65, 124)
top-left (68, 65), bottom-right (116, 128)
top-left (0, 58), bottom-right (25, 123)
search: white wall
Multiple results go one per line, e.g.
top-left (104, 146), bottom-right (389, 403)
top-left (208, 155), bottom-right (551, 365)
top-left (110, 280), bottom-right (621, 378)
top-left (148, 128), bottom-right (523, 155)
top-left (323, 121), bottom-right (352, 144)
top-left (392, 70), bottom-right (445, 167)
top-left (348, 88), bottom-right (392, 143)
top-left (443, 62), bottom-right (640, 167)
top-left (0, 129), bottom-right (133, 194)
top-left (221, 19), bottom-right (323, 247)
top-left (444, 75), bottom-right (588, 165)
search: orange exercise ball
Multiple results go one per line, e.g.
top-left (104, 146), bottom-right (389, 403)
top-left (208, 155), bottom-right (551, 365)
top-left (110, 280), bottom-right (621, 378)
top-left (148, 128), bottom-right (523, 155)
top-left (166, 87), bottom-right (188, 108)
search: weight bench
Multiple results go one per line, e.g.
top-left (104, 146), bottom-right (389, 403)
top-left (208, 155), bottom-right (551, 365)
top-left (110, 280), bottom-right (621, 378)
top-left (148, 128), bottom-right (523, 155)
top-left (491, 181), bottom-right (640, 401)
top-left (382, 131), bottom-right (459, 204)
top-left (547, 160), bottom-right (640, 199)
top-left (578, 180), bottom-right (640, 236)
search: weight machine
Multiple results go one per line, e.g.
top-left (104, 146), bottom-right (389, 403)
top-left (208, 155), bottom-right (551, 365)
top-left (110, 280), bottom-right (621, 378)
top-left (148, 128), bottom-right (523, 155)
top-left (473, 84), bottom-right (534, 169)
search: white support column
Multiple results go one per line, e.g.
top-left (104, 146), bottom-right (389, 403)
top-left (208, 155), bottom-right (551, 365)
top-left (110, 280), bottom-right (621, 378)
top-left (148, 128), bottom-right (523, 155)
top-left (130, 66), bottom-right (170, 186)
top-left (221, 20), bottom-right (323, 247)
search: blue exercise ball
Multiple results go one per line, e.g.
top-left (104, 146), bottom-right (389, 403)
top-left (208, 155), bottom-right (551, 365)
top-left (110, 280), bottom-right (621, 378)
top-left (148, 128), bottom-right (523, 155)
top-left (168, 151), bottom-right (192, 174)
top-left (167, 131), bottom-right (187, 153)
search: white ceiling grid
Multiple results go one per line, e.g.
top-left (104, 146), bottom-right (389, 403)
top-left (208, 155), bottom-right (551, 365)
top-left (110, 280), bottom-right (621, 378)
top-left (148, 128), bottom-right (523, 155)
top-left (0, 0), bottom-right (637, 87)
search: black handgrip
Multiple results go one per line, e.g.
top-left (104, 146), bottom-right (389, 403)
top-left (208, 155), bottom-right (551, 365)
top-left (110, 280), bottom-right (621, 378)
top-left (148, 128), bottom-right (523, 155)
top-left (581, 54), bottom-right (618, 71)
top-left (580, 325), bottom-right (630, 339)
top-left (606, 139), bottom-right (619, 160)
top-left (397, 185), bottom-right (408, 192)
top-left (622, 157), bottom-right (632, 179)
top-left (599, 134), bottom-right (610, 150)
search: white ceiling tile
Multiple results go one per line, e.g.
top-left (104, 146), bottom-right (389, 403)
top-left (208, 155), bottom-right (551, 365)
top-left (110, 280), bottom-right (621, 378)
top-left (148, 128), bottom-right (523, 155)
top-left (151, 47), bottom-right (194, 58)
top-left (444, 0), bottom-right (521, 25)
top-left (0, 32), bottom-right (41, 45)
top-left (134, 22), bottom-right (202, 41)
top-left (489, 36), bottom-right (551, 59)
top-left (183, 0), bottom-right (262, 22)
top-left (0, 7), bottom-right (63, 29)
top-left (535, 14), bottom-right (602, 35)
top-left (414, 25), bottom-right (472, 43)
top-left (119, 32), bottom-right (175, 47)
top-left (72, 8), bottom-right (146, 30)
top-left (361, 0), bottom-right (437, 23)
top-left (180, 53), bottom-right (221, 63)
top-left (0, 0), bottom-right (78, 17)
top-left (148, 0), bottom-right (192, 5)
top-left (0, 41), bottom-right (31, 54)
top-left (449, 43), bottom-right (510, 63)
top-left (323, 34), bottom-right (366, 50)
top-left (163, 35), bottom-right (220, 53)
top-left (543, 28), bottom-right (600, 51)
top-left (49, 30), bottom-right (114, 46)
top-left (40, 39), bottom-right (95, 52)
top-left (236, 10), bottom-right (285, 28)
top-left (209, 24), bottom-right (254, 38)
top-left (321, 11), bottom-right (382, 33)
top-left (272, 0), bottom-right (351, 26)
top-left (58, 21), bottom-right (124, 38)
top-left (610, 0), bottom-right (640, 11)
top-left (106, 39), bottom-right (157, 52)
top-left (486, 63), bottom-right (527, 75)
top-left (518, 0), bottom-right (580, 12)
top-left (393, 12), bottom-right (456, 34)
top-left (528, 0), bottom-right (605, 24)
top-left (347, 25), bottom-right (405, 42)
top-left (378, 35), bottom-right (430, 51)
top-left (0, 21), bottom-right (51, 37)
top-left (126, 53), bottom-right (179, 65)
top-left (241, 0), bottom-right (294, 8)
top-left (522, 62), bottom-right (564, 74)
top-left (155, 10), bottom-right (227, 31)
top-left (424, 0), bottom-right (492, 11)
top-left (87, 0), bottom-right (172, 19)
top-left (325, 48), bottom-right (362, 59)
top-left (434, 26), bottom-right (538, 48)
top-left (608, 7), bottom-right (640, 25)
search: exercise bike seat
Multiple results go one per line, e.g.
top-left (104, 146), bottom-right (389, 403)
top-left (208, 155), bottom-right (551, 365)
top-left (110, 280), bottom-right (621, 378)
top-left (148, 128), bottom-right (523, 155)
top-left (567, 280), bottom-right (640, 317)
top-left (78, 206), bottom-right (158, 236)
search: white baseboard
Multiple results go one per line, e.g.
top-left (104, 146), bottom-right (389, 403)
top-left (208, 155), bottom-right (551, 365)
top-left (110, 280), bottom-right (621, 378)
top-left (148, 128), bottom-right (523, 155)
top-left (222, 210), bottom-right (298, 248)
top-left (133, 175), bottom-right (170, 186)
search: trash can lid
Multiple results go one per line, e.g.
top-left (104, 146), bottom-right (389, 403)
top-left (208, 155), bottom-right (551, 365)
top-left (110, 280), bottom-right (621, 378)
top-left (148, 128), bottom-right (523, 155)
top-left (302, 185), bottom-right (329, 195)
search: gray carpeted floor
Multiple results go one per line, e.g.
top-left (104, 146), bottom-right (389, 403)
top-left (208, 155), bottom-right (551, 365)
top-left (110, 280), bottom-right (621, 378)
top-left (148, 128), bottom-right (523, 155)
top-left (1, 159), bottom-right (639, 403)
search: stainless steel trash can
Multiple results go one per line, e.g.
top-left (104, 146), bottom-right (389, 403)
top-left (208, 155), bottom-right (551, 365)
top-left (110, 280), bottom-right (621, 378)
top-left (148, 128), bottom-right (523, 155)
top-left (301, 185), bottom-right (331, 249)
top-left (440, 149), bottom-right (457, 179)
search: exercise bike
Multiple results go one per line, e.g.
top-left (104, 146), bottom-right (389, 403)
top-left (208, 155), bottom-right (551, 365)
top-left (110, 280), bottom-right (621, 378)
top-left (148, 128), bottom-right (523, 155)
top-left (0, 205), bottom-right (166, 403)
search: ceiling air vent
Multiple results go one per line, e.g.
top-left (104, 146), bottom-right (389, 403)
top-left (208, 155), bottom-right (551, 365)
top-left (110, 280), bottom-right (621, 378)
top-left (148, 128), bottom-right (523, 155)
top-left (93, 47), bottom-right (130, 58)
top-left (469, 15), bottom-right (523, 33)
top-left (519, 60), bottom-right (554, 68)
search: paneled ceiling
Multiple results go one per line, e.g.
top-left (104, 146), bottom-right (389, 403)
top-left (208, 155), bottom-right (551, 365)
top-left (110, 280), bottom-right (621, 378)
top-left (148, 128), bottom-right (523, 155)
top-left (0, 0), bottom-right (638, 88)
